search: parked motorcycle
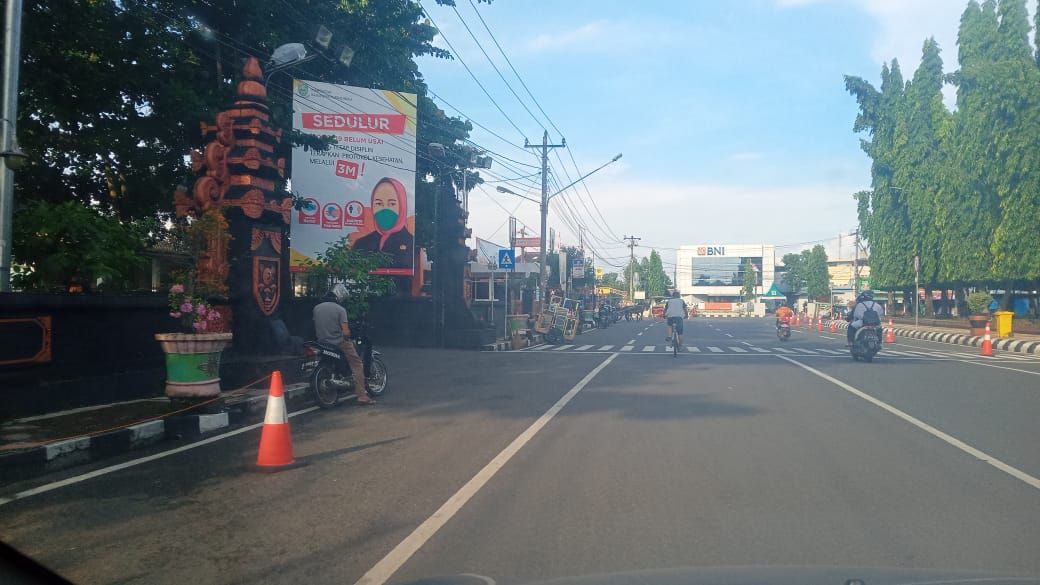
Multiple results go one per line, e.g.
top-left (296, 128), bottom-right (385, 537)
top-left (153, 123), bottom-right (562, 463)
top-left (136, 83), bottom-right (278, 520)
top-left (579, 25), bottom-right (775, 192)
top-left (302, 324), bottom-right (388, 408)
top-left (850, 325), bottom-right (881, 362)
top-left (776, 321), bottom-right (791, 341)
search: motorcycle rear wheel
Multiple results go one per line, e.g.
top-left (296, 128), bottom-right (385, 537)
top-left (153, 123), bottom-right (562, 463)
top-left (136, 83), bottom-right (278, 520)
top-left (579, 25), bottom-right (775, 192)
top-left (312, 364), bottom-right (341, 409)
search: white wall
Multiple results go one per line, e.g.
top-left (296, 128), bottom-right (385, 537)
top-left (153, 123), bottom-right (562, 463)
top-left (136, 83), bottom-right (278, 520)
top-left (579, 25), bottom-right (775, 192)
top-left (677, 244), bottom-right (776, 298)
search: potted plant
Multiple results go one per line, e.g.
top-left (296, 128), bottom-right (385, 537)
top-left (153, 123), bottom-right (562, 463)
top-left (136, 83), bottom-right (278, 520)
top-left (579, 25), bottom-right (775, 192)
top-left (155, 209), bottom-right (233, 398)
top-left (966, 291), bottom-right (992, 337)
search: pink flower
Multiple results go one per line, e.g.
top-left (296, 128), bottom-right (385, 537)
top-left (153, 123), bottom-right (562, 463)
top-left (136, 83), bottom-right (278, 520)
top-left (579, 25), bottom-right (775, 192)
top-left (193, 320), bottom-right (208, 331)
top-left (196, 304), bottom-right (207, 316)
top-left (170, 311), bottom-right (182, 318)
top-left (207, 310), bottom-right (220, 321)
top-left (169, 284), bottom-right (184, 294)
top-left (180, 302), bottom-right (193, 313)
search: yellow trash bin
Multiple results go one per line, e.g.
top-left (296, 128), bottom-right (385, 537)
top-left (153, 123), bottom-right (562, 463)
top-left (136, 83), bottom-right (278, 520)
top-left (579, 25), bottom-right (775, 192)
top-left (993, 310), bottom-right (1014, 338)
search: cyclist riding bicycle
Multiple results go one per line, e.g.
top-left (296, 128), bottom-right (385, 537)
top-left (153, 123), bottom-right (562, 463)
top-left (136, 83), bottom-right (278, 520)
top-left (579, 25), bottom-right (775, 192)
top-left (664, 291), bottom-right (688, 348)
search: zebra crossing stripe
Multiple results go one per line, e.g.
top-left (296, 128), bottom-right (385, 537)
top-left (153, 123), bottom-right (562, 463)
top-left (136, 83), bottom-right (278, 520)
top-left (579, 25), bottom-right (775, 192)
top-left (597, 345), bottom-right (614, 351)
top-left (728, 347), bottom-right (748, 353)
top-left (749, 347), bottom-right (770, 353)
top-left (553, 345), bottom-right (574, 351)
top-left (529, 345), bottom-right (551, 351)
top-left (687, 346), bottom-right (701, 352)
top-left (884, 350), bottom-right (915, 357)
top-left (707, 347), bottom-right (723, 353)
top-left (773, 347), bottom-right (795, 354)
top-left (642, 346), bottom-right (657, 352)
top-left (621, 345), bottom-right (634, 352)
top-left (816, 349), bottom-right (843, 355)
top-left (791, 348), bottom-right (818, 354)
top-left (575, 345), bottom-right (594, 351)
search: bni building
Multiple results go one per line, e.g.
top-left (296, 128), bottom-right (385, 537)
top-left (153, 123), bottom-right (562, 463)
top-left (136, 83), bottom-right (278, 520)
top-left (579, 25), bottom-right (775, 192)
top-left (675, 244), bottom-right (777, 313)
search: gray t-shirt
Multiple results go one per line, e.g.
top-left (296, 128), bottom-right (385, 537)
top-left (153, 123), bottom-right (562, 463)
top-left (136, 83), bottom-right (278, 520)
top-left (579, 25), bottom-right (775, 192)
top-left (313, 301), bottom-right (348, 345)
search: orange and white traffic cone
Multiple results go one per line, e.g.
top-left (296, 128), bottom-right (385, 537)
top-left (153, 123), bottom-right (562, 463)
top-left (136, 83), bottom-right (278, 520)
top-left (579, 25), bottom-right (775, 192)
top-left (885, 318), bottom-right (896, 344)
top-left (817, 317), bottom-right (823, 332)
top-left (257, 371), bottom-right (296, 469)
top-left (980, 322), bottom-right (993, 357)
top-left (829, 319), bottom-right (837, 333)
top-left (794, 314), bottom-right (800, 327)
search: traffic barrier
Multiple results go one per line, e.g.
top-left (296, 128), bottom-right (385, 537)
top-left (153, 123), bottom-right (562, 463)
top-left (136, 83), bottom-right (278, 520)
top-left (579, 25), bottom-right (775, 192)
top-left (885, 318), bottom-right (895, 344)
top-left (980, 322), bottom-right (993, 357)
top-left (256, 371), bottom-right (296, 469)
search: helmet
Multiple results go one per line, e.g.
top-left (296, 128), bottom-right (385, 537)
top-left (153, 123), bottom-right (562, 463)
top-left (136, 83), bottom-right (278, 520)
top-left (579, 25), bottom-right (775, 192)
top-left (672, 290), bottom-right (680, 298)
top-left (331, 283), bottom-right (349, 303)
top-left (857, 290), bottom-right (874, 302)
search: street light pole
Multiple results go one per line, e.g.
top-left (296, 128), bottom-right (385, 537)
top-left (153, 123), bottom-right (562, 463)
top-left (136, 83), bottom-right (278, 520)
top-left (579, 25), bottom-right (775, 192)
top-left (0, 0), bottom-right (24, 292)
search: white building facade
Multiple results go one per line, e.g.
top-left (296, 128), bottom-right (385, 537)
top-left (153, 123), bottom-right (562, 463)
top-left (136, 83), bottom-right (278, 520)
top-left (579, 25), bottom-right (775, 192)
top-left (676, 244), bottom-right (777, 312)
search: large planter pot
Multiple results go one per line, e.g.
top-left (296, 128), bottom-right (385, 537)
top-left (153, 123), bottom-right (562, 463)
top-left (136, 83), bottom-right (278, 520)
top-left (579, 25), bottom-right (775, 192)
top-left (155, 333), bottom-right (233, 398)
top-left (967, 315), bottom-right (989, 337)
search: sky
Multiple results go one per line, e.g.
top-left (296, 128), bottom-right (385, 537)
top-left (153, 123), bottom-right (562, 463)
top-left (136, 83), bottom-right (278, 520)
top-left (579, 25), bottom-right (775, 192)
top-left (415, 0), bottom-right (1012, 273)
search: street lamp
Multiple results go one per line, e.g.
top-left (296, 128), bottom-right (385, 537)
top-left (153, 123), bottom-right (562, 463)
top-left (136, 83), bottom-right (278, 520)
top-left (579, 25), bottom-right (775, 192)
top-left (496, 185), bottom-right (539, 204)
top-left (266, 43), bottom-right (318, 82)
top-left (0, 143), bottom-right (27, 171)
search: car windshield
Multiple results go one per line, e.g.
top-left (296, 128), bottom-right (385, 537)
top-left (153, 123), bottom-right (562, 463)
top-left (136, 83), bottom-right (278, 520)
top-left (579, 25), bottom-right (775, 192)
top-left (1, 1), bottom-right (1039, 584)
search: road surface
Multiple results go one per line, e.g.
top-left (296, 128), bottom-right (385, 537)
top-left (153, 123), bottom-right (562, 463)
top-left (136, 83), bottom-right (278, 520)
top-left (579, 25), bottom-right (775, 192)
top-left (1, 317), bottom-right (1038, 584)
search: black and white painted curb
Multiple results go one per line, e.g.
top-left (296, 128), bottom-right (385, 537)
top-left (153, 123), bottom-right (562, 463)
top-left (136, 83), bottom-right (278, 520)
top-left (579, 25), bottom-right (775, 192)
top-left (0, 383), bottom-right (312, 483)
top-left (483, 333), bottom-right (544, 351)
top-left (701, 314), bottom-right (764, 318)
top-left (834, 321), bottom-right (1040, 355)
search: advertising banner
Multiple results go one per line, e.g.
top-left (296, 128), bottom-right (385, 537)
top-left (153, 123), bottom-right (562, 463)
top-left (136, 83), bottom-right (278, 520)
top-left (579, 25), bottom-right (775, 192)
top-left (572, 257), bottom-right (585, 279)
top-left (290, 80), bottom-right (417, 275)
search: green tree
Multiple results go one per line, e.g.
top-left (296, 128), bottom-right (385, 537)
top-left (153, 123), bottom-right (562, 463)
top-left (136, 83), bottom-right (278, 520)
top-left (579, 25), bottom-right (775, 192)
top-left (804, 245), bottom-right (830, 300)
top-left (740, 259), bottom-right (756, 299)
top-left (12, 200), bottom-right (147, 291)
top-left (307, 238), bottom-right (394, 321)
top-left (600, 272), bottom-right (621, 289)
top-left (781, 252), bottom-right (805, 293)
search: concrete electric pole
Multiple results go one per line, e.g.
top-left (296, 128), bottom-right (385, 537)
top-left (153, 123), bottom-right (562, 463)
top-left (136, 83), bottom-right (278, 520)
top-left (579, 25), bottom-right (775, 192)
top-left (525, 130), bottom-right (565, 306)
top-left (624, 235), bottom-right (640, 302)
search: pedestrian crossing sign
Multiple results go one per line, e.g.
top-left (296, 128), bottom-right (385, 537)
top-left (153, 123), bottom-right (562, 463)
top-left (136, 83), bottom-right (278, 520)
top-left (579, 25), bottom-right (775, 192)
top-left (498, 249), bottom-right (515, 270)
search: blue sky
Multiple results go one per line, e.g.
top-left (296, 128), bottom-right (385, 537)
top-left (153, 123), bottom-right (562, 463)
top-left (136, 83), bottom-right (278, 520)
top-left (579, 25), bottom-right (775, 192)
top-left (417, 0), bottom-right (977, 271)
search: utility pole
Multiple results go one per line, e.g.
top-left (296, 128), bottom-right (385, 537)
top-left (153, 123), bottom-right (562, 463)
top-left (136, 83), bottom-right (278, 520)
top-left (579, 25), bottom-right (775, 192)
top-left (624, 235), bottom-right (640, 302)
top-left (525, 130), bottom-right (565, 306)
top-left (852, 229), bottom-right (860, 293)
top-left (0, 0), bottom-right (24, 292)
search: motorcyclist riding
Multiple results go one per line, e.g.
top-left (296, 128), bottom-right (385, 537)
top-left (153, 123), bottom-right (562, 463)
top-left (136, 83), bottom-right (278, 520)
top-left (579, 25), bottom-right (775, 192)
top-left (312, 283), bottom-right (373, 404)
top-left (775, 302), bottom-right (794, 331)
top-left (846, 290), bottom-right (884, 347)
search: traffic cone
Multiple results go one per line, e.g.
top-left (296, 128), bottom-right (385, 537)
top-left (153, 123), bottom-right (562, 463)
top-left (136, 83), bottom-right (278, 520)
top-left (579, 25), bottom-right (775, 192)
top-left (980, 322), bottom-right (993, 357)
top-left (829, 319), bottom-right (837, 333)
top-left (257, 371), bottom-right (296, 469)
top-left (817, 317), bottom-right (823, 332)
top-left (885, 318), bottom-right (896, 344)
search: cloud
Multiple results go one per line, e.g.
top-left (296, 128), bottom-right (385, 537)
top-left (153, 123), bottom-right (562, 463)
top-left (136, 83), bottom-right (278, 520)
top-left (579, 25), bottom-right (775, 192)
top-left (525, 21), bottom-right (608, 52)
top-left (729, 151), bottom-right (764, 162)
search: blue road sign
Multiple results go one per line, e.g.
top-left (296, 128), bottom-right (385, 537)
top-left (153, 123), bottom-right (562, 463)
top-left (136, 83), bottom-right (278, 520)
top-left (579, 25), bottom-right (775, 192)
top-left (498, 249), bottom-right (515, 271)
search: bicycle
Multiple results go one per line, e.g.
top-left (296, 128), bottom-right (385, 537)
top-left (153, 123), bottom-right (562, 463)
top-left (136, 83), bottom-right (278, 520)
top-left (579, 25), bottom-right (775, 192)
top-left (672, 330), bottom-right (680, 357)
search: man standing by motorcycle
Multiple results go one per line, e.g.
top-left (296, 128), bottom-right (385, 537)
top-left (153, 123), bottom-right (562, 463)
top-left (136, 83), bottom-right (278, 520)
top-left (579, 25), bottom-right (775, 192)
top-left (313, 284), bottom-right (374, 405)
top-left (846, 290), bottom-right (884, 347)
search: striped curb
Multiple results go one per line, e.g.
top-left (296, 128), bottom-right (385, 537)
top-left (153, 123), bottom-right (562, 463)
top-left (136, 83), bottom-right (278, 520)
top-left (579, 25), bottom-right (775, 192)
top-left (0, 383), bottom-right (311, 484)
top-left (483, 333), bottom-right (545, 351)
top-left (834, 321), bottom-right (1040, 355)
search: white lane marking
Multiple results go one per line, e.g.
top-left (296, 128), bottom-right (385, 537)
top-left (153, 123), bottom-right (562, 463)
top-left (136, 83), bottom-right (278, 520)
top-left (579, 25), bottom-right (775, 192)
top-left (775, 355), bottom-right (1040, 492)
top-left (0, 405), bottom-right (323, 507)
top-left (636, 332), bottom-right (643, 337)
top-left (725, 333), bottom-right (734, 338)
top-left (620, 345), bottom-right (634, 352)
top-left (749, 347), bottom-right (770, 353)
top-left (954, 360), bottom-right (1040, 377)
top-left (816, 349), bottom-right (843, 355)
top-left (772, 347), bottom-right (795, 354)
top-left (627, 339), bottom-right (636, 344)
top-left (575, 345), bottom-right (594, 351)
top-left (642, 345), bottom-right (657, 352)
top-left (552, 345), bottom-right (574, 351)
top-left (687, 346), bottom-right (701, 352)
top-left (728, 347), bottom-right (747, 353)
top-left (741, 341), bottom-right (752, 346)
top-left (597, 345), bottom-right (614, 351)
top-left (528, 345), bottom-right (552, 351)
top-left (791, 348), bottom-right (818, 354)
top-left (884, 350), bottom-right (916, 357)
top-left (707, 346), bottom-right (723, 353)
top-left (353, 354), bottom-right (619, 585)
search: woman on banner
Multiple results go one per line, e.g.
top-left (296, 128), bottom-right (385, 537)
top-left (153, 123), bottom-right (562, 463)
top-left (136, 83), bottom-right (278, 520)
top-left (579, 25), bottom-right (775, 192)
top-left (353, 177), bottom-right (414, 268)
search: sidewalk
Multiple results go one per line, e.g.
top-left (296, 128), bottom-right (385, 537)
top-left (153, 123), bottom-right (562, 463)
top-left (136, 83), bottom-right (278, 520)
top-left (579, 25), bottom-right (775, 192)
top-left (834, 320), bottom-right (1040, 355)
top-left (0, 380), bottom-right (319, 485)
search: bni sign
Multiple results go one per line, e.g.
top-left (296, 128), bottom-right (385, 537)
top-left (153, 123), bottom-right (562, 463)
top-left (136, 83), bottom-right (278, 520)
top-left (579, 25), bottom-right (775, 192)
top-left (697, 246), bottom-right (726, 256)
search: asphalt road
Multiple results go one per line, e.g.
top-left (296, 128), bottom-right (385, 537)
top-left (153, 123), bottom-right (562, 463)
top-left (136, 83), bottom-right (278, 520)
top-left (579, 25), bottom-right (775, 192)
top-left (1, 318), bottom-right (1038, 585)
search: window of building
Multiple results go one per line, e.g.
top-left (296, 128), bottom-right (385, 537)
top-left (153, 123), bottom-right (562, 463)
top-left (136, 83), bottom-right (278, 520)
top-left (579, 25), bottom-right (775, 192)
top-left (691, 257), bottom-right (763, 286)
